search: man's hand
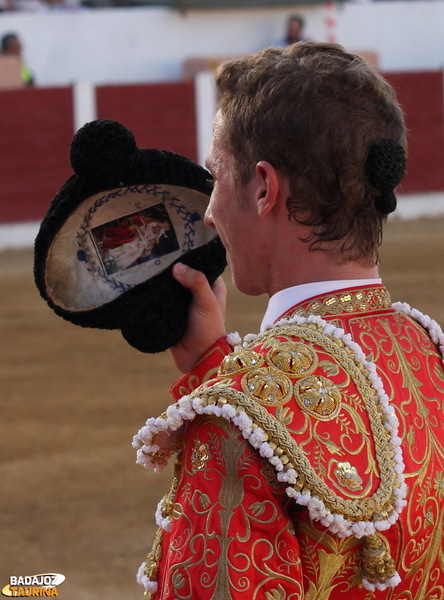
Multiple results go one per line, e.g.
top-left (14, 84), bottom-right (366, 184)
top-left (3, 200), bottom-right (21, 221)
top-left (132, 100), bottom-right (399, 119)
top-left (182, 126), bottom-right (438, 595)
top-left (170, 263), bottom-right (227, 373)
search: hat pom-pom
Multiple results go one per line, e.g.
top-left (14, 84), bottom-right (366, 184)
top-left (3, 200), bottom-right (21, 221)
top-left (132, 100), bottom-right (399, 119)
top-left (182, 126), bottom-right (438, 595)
top-left (70, 119), bottom-right (139, 187)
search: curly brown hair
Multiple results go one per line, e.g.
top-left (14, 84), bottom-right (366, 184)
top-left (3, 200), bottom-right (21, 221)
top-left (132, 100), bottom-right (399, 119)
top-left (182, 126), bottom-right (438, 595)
top-left (215, 42), bottom-right (406, 264)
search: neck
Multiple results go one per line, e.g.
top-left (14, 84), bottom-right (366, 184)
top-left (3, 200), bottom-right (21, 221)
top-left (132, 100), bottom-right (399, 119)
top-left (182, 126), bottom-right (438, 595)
top-left (252, 187), bottom-right (380, 298)
top-left (266, 246), bottom-right (379, 297)
top-left (269, 269), bottom-right (379, 297)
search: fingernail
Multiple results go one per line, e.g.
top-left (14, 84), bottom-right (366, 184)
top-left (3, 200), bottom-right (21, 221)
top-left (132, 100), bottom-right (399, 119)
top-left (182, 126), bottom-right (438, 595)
top-left (174, 262), bottom-right (187, 276)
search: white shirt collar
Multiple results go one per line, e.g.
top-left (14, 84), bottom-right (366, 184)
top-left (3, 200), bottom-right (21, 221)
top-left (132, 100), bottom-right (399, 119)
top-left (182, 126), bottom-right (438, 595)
top-left (260, 279), bottom-right (382, 333)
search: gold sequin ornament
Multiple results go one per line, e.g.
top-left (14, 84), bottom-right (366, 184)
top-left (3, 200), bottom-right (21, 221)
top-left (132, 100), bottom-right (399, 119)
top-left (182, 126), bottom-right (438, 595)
top-left (191, 440), bottom-right (211, 472)
top-left (219, 349), bottom-right (265, 375)
top-left (294, 375), bottom-right (341, 420)
top-left (268, 341), bottom-right (318, 376)
top-left (334, 461), bottom-right (363, 491)
top-left (241, 366), bottom-right (293, 407)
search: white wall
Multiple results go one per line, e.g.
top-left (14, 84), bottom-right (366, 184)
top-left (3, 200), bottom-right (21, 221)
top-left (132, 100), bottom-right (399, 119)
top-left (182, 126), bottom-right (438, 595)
top-left (0, 1), bottom-right (443, 88)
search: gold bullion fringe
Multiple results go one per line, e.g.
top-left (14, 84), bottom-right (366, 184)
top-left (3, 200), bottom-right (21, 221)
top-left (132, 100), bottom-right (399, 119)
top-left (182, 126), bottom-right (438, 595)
top-left (361, 533), bottom-right (396, 585)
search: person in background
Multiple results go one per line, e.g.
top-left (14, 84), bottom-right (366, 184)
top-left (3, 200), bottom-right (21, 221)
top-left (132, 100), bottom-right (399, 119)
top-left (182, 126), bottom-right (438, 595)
top-left (0, 0), bottom-right (45, 10)
top-left (1, 33), bottom-right (34, 85)
top-left (133, 42), bottom-right (444, 599)
top-left (284, 14), bottom-right (308, 45)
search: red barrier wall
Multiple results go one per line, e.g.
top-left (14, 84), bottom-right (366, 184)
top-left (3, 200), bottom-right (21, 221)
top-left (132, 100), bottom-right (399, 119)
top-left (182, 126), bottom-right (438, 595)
top-left (0, 73), bottom-right (443, 225)
top-left (96, 82), bottom-right (197, 160)
top-left (0, 87), bottom-right (73, 223)
top-left (385, 71), bottom-right (444, 193)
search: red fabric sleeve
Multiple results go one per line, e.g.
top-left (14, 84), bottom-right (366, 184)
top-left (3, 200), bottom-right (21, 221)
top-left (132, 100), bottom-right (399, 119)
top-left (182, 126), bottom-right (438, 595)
top-left (155, 415), bottom-right (305, 599)
top-left (169, 336), bottom-right (233, 401)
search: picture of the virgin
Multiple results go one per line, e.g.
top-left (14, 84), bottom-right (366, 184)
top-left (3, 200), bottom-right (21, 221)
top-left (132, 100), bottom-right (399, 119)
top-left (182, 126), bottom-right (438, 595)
top-left (91, 204), bottom-right (179, 275)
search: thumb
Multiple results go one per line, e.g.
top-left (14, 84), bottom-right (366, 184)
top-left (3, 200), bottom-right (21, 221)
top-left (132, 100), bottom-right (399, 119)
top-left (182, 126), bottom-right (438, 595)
top-left (170, 262), bottom-right (227, 372)
top-left (172, 262), bottom-right (218, 311)
top-left (172, 261), bottom-right (205, 289)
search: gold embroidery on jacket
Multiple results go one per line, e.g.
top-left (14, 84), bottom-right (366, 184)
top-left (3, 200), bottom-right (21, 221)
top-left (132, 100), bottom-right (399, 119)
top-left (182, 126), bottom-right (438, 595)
top-left (165, 416), bottom-right (303, 599)
top-left (334, 461), bottom-right (363, 492)
top-left (144, 527), bottom-right (164, 582)
top-left (242, 366), bottom-right (293, 407)
top-left (142, 316), bottom-right (403, 597)
top-left (350, 310), bottom-right (444, 596)
top-left (294, 375), bottom-right (341, 421)
top-left (268, 341), bottom-right (318, 377)
top-left (175, 366), bottom-right (221, 398)
top-left (264, 584), bottom-right (288, 600)
top-left (143, 294), bottom-right (444, 598)
top-left (190, 439), bottom-right (211, 473)
top-left (361, 533), bottom-right (396, 584)
top-left (196, 320), bottom-right (400, 524)
top-left (295, 516), bottom-right (361, 599)
top-left (197, 384), bottom-right (389, 522)
top-left (144, 459), bottom-right (183, 599)
top-left (219, 348), bottom-right (265, 375)
top-left (286, 287), bottom-right (392, 319)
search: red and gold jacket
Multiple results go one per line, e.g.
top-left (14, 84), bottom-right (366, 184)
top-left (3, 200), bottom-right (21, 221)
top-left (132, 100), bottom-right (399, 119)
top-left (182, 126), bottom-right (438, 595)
top-left (133, 285), bottom-right (444, 600)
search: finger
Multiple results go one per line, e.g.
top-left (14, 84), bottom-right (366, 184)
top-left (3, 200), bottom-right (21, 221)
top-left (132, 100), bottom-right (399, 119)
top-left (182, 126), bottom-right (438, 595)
top-left (170, 263), bottom-right (226, 373)
top-left (172, 263), bottom-right (217, 312)
top-left (211, 276), bottom-right (227, 317)
top-left (172, 262), bottom-right (205, 291)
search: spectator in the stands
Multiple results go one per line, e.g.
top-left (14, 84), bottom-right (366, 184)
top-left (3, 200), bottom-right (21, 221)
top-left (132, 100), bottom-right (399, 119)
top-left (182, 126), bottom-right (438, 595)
top-left (1, 32), bottom-right (35, 85)
top-left (282, 15), bottom-right (309, 46)
top-left (0, 0), bottom-right (45, 10)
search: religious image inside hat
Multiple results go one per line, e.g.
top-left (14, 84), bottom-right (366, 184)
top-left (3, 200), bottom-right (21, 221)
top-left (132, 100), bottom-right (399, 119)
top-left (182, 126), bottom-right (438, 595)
top-left (34, 119), bottom-right (227, 353)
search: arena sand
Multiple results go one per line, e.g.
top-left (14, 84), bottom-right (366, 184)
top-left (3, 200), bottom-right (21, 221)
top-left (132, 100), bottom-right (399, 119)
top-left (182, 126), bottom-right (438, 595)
top-left (1, 216), bottom-right (443, 599)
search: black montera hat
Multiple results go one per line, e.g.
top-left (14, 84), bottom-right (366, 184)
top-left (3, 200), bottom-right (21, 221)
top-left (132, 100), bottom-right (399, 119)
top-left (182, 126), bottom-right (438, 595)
top-left (34, 119), bottom-right (227, 353)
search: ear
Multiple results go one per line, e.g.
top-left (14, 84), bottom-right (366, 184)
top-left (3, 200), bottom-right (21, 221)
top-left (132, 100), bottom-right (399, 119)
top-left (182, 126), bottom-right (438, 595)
top-left (255, 161), bottom-right (289, 218)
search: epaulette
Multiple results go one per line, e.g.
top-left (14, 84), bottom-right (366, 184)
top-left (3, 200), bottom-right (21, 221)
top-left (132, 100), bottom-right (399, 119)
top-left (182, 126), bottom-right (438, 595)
top-left (134, 313), bottom-right (408, 591)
